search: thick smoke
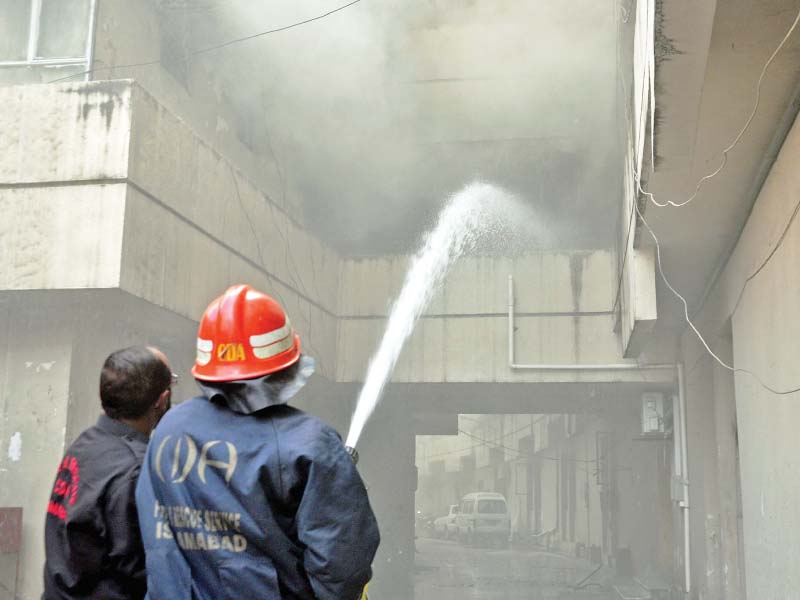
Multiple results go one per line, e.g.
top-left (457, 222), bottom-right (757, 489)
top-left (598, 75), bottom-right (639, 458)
top-left (205, 0), bottom-right (621, 254)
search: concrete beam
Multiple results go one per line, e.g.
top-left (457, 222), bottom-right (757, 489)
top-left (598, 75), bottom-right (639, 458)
top-left (337, 250), bottom-right (669, 383)
top-left (329, 381), bottom-right (674, 416)
top-left (622, 246), bottom-right (658, 358)
top-left (340, 252), bottom-right (615, 317)
top-left (413, 412), bottom-right (459, 436)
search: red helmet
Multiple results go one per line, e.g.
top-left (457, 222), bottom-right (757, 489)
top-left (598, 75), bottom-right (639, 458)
top-left (191, 284), bottom-right (301, 382)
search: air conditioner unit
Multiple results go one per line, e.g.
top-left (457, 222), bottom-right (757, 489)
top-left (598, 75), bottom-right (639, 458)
top-left (641, 393), bottom-right (666, 435)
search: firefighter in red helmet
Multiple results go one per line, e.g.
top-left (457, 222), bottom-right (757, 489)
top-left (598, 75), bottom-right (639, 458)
top-left (136, 284), bottom-right (379, 600)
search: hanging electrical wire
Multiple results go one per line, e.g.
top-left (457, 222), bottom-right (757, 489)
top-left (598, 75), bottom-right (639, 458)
top-left (229, 164), bottom-right (288, 309)
top-left (635, 200), bottom-right (800, 395)
top-left (615, 7), bottom-right (800, 398)
top-left (48, 0), bottom-right (363, 84)
top-left (729, 192), bottom-right (800, 318)
top-left (422, 419), bottom-right (546, 460)
top-left (641, 6), bottom-right (800, 208)
top-left (457, 429), bottom-right (582, 464)
top-left (457, 429), bottom-right (627, 469)
top-left (611, 194), bottom-right (637, 317)
top-left (230, 164), bottom-right (333, 375)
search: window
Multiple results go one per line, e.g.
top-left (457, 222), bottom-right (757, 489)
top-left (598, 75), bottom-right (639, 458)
top-left (0, 2), bottom-right (32, 61)
top-left (39, 0), bottom-right (92, 58)
top-left (0, 0), bottom-right (95, 84)
top-left (477, 499), bottom-right (507, 514)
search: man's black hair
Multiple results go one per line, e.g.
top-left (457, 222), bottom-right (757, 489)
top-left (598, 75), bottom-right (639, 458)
top-left (100, 346), bottom-right (171, 420)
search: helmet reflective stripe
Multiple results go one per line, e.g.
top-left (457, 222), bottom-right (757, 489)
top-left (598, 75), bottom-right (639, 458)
top-left (196, 338), bottom-right (213, 365)
top-left (252, 334), bottom-right (295, 359)
top-left (249, 319), bottom-right (292, 348)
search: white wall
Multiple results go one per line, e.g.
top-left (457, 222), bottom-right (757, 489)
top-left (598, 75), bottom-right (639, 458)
top-left (0, 296), bottom-right (73, 599)
top-left (682, 112), bottom-right (800, 599)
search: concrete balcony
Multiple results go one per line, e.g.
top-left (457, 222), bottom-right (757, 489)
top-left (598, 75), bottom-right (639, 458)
top-left (0, 79), bottom-right (340, 376)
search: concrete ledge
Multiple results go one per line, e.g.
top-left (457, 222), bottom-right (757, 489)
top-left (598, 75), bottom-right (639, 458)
top-left (0, 183), bottom-right (126, 290)
top-left (622, 246), bottom-right (657, 358)
top-left (0, 81), bottom-right (132, 184)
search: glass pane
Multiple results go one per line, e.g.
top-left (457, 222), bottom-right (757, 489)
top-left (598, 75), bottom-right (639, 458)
top-left (0, 63), bottom-right (85, 86)
top-left (0, 1), bottom-right (32, 61)
top-left (37, 0), bottom-right (91, 59)
top-left (477, 500), bottom-right (507, 514)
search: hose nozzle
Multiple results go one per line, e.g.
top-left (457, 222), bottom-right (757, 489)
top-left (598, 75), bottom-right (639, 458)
top-left (345, 446), bottom-right (359, 465)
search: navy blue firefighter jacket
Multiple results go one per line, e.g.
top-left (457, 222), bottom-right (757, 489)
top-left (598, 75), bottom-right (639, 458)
top-left (135, 392), bottom-right (379, 600)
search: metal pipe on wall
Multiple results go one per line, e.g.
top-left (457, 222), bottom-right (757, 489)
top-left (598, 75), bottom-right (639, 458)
top-left (85, 0), bottom-right (99, 83)
top-left (506, 274), bottom-right (691, 592)
top-left (677, 363), bottom-right (691, 595)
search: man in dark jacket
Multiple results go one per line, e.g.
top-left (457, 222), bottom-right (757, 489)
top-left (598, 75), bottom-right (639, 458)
top-left (136, 284), bottom-right (379, 600)
top-left (43, 345), bottom-right (174, 600)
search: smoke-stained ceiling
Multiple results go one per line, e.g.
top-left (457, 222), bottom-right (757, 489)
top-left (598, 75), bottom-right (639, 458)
top-left (159, 0), bottom-right (624, 255)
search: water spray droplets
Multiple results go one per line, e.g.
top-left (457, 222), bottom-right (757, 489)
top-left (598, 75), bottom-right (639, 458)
top-left (345, 182), bottom-right (533, 448)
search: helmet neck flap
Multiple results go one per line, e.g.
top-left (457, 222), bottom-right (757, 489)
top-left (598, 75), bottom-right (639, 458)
top-left (196, 355), bottom-right (316, 415)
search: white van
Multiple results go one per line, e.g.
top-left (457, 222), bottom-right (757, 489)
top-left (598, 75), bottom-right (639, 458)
top-left (455, 492), bottom-right (511, 546)
top-left (433, 504), bottom-right (460, 539)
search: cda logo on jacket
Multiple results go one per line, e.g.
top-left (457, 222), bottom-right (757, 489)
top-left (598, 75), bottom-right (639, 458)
top-left (153, 435), bottom-right (238, 484)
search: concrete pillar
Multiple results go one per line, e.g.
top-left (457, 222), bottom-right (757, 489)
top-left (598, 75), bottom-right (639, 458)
top-left (711, 336), bottom-right (746, 600)
top-left (685, 353), bottom-right (723, 600)
top-left (681, 327), bottom-right (748, 600)
top-left (356, 400), bottom-right (416, 598)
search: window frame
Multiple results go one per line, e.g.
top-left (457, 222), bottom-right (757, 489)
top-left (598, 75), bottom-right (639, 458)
top-left (0, 0), bottom-right (98, 80)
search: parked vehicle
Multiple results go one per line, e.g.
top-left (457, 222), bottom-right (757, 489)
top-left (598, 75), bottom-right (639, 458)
top-left (433, 504), bottom-right (460, 539)
top-left (415, 510), bottom-right (435, 538)
top-left (455, 492), bottom-right (511, 546)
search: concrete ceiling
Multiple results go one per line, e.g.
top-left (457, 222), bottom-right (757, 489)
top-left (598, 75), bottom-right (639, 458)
top-left (641, 0), bottom-right (800, 350)
top-left (182, 0), bottom-right (625, 255)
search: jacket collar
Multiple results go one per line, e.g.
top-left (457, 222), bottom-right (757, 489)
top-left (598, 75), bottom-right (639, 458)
top-left (197, 355), bottom-right (315, 415)
top-left (96, 414), bottom-right (150, 445)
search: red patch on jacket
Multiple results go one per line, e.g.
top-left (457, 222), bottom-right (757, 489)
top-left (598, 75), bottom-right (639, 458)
top-left (47, 455), bottom-right (80, 521)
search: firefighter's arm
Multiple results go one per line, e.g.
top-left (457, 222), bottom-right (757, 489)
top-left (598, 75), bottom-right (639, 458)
top-left (295, 430), bottom-right (380, 600)
top-left (106, 470), bottom-right (147, 596)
